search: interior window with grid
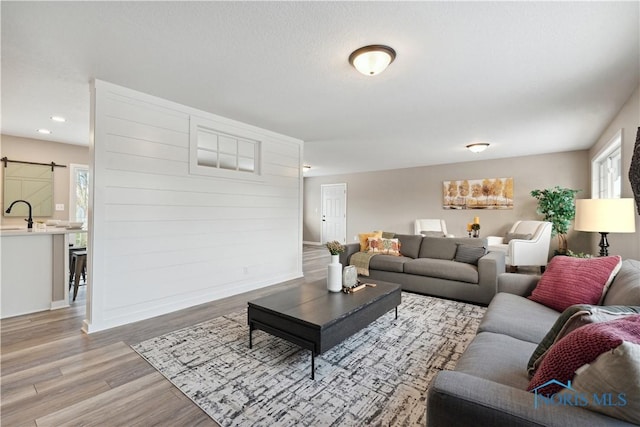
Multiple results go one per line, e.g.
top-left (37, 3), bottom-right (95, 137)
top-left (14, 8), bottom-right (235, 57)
top-left (197, 128), bottom-right (258, 173)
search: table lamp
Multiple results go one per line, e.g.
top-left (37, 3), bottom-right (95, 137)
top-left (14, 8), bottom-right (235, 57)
top-left (574, 198), bottom-right (636, 256)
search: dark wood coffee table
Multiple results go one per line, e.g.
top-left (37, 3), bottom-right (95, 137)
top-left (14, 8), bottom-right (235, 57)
top-left (247, 280), bottom-right (401, 379)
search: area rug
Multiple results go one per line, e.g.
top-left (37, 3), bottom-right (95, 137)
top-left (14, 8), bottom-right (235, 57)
top-left (132, 292), bottom-right (485, 426)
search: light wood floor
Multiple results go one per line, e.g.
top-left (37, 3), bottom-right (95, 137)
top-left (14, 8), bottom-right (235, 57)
top-left (1, 245), bottom-right (330, 427)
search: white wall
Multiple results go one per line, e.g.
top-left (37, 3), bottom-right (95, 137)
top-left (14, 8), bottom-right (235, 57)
top-left (84, 80), bottom-right (303, 333)
top-left (304, 150), bottom-right (593, 257)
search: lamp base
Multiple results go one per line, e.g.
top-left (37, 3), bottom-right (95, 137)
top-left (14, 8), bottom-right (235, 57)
top-left (598, 232), bottom-right (609, 257)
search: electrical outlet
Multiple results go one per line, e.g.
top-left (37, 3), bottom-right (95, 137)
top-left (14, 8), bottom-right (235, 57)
top-left (55, 204), bottom-right (64, 211)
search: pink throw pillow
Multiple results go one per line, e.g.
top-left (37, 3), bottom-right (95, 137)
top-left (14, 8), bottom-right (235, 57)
top-left (528, 256), bottom-right (622, 312)
top-left (528, 315), bottom-right (640, 396)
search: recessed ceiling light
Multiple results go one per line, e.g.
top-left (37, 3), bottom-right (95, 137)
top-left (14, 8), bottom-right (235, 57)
top-left (466, 143), bottom-right (490, 153)
top-left (37, 129), bottom-right (52, 134)
top-left (50, 116), bottom-right (66, 122)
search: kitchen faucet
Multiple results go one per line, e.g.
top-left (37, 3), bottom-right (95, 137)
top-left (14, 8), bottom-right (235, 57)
top-left (5, 199), bottom-right (33, 229)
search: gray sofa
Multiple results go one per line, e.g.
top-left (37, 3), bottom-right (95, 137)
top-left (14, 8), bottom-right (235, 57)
top-left (340, 235), bottom-right (505, 305)
top-left (427, 258), bottom-right (640, 427)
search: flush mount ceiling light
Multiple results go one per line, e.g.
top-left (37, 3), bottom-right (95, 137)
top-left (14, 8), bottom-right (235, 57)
top-left (466, 143), bottom-right (490, 153)
top-left (349, 45), bottom-right (396, 76)
top-left (37, 129), bottom-right (52, 135)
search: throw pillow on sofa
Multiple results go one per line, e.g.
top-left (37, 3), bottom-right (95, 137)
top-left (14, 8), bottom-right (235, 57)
top-left (368, 237), bottom-right (401, 256)
top-left (454, 244), bottom-right (486, 265)
top-left (528, 255), bottom-right (622, 312)
top-left (527, 315), bottom-right (640, 424)
top-left (358, 231), bottom-right (382, 252)
top-left (527, 304), bottom-right (640, 377)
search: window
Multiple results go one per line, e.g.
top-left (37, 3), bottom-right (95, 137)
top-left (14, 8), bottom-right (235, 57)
top-left (189, 117), bottom-right (261, 179)
top-left (196, 128), bottom-right (258, 172)
top-left (592, 130), bottom-right (622, 199)
top-left (69, 164), bottom-right (89, 247)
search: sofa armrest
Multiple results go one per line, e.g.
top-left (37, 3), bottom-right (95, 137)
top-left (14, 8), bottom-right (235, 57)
top-left (498, 273), bottom-right (541, 297)
top-left (477, 251), bottom-right (505, 285)
top-left (339, 243), bottom-right (361, 266)
top-left (427, 371), bottom-right (633, 427)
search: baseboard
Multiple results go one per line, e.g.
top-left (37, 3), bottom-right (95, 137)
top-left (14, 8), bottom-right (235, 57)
top-left (50, 300), bottom-right (70, 310)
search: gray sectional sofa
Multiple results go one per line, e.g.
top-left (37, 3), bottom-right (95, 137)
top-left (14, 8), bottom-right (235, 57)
top-left (427, 258), bottom-right (640, 427)
top-left (339, 234), bottom-right (505, 305)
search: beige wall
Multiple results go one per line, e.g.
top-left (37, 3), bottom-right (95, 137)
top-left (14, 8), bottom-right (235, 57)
top-left (0, 135), bottom-right (89, 225)
top-left (304, 150), bottom-right (593, 258)
top-left (588, 85), bottom-right (640, 260)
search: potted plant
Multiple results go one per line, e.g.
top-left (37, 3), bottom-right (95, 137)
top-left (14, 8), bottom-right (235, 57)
top-left (530, 186), bottom-right (580, 254)
top-left (471, 223), bottom-right (480, 238)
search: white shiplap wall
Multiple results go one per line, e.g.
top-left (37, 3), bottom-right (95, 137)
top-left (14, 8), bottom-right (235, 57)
top-left (84, 80), bottom-right (303, 333)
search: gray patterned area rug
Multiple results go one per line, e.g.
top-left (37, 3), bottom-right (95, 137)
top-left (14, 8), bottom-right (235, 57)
top-left (132, 292), bottom-right (485, 426)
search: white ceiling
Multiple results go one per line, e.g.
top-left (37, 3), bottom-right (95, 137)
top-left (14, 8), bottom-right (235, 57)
top-left (2, 1), bottom-right (638, 177)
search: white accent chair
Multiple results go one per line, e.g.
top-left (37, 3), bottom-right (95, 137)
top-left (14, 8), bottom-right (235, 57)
top-left (487, 220), bottom-right (552, 272)
top-left (414, 219), bottom-right (454, 237)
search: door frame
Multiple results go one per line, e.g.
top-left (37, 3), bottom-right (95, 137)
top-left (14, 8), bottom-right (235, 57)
top-left (320, 183), bottom-right (347, 244)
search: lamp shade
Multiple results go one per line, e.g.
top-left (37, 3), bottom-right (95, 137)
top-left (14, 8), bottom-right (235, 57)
top-left (574, 198), bottom-right (636, 233)
top-left (349, 45), bottom-right (396, 76)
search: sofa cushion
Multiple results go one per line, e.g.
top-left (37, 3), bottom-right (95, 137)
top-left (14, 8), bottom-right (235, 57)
top-left (454, 244), bottom-right (486, 265)
top-left (478, 292), bottom-right (559, 343)
top-left (403, 258), bottom-right (479, 284)
top-left (394, 234), bottom-right (423, 259)
top-left (419, 237), bottom-right (486, 260)
top-left (603, 259), bottom-right (640, 306)
top-left (368, 255), bottom-right (411, 273)
top-left (528, 255), bottom-right (622, 312)
top-left (527, 305), bottom-right (640, 377)
top-left (454, 332), bottom-right (535, 390)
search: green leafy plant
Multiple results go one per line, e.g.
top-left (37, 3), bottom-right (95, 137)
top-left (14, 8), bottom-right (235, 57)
top-left (566, 249), bottom-right (593, 258)
top-left (325, 240), bottom-right (345, 255)
top-left (530, 186), bottom-right (580, 254)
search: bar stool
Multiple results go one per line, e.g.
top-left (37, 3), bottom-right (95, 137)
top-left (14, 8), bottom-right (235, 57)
top-left (70, 250), bottom-right (87, 301)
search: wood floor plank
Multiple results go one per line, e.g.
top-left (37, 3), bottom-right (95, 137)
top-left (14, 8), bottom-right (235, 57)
top-left (1, 245), bottom-right (329, 426)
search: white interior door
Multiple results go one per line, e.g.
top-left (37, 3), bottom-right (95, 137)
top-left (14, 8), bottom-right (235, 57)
top-left (321, 183), bottom-right (347, 244)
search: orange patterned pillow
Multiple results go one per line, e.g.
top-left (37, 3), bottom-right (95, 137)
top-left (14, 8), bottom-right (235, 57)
top-left (358, 230), bottom-right (382, 252)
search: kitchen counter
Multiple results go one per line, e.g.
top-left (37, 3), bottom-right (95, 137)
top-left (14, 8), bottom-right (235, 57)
top-left (0, 226), bottom-right (86, 236)
top-left (1, 227), bottom-right (88, 318)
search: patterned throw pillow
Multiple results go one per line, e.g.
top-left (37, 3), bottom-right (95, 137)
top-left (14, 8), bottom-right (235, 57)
top-left (527, 305), bottom-right (640, 377)
top-left (528, 255), bottom-right (622, 312)
top-left (368, 237), bottom-right (401, 256)
top-left (528, 315), bottom-right (640, 424)
top-left (454, 244), bottom-right (486, 265)
top-left (358, 231), bottom-right (382, 252)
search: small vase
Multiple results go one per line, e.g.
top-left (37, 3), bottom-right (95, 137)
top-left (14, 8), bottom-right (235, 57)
top-left (327, 254), bottom-right (342, 292)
